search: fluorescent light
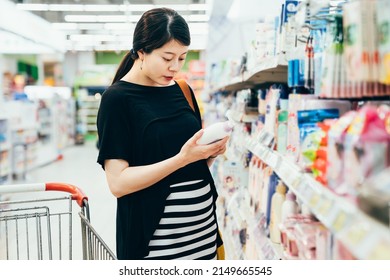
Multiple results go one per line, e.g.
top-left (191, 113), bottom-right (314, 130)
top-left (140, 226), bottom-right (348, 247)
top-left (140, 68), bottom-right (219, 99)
top-left (64, 15), bottom-right (97, 22)
top-left (69, 34), bottom-right (130, 42)
top-left (49, 4), bottom-right (83, 12)
top-left (119, 4), bottom-right (154, 12)
top-left (16, 4), bottom-right (209, 12)
top-left (16, 4), bottom-right (49, 11)
top-left (64, 15), bottom-right (141, 23)
top-left (84, 5), bottom-right (121, 12)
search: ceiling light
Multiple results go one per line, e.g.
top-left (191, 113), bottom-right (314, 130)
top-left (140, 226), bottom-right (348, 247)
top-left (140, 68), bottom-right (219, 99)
top-left (84, 5), bottom-right (121, 12)
top-left (49, 4), bottom-right (84, 12)
top-left (64, 15), bottom-right (141, 23)
top-left (16, 3), bottom-right (209, 13)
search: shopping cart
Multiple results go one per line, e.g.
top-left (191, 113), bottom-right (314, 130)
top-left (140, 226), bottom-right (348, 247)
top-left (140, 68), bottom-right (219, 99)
top-left (0, 182), bottom-right (116, 260)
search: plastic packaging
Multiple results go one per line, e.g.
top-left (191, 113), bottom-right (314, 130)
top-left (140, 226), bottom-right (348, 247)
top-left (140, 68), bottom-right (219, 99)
top-left (197, 121), bottom-right (234, 145)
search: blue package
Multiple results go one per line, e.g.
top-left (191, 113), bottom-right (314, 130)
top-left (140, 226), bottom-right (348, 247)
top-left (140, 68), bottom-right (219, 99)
top-left (297, 109), bottom-right (340, 143)
top-left (288, 60), bottom-right (295, 87)
top-left (283, 1), bottom-right (300, 23)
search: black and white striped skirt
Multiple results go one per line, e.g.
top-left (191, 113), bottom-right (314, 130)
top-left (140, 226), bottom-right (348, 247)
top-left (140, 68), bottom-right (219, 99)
top-left (144, 179), bottom-right (217, 260)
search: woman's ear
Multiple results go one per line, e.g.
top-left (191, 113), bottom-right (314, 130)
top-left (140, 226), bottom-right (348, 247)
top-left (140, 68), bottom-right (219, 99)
top-left (137, 50), bottom-right (145, 60)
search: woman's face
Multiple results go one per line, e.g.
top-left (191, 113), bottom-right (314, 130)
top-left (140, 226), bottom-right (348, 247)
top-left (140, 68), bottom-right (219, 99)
top-left (142, 40), bottom-right (188, 86)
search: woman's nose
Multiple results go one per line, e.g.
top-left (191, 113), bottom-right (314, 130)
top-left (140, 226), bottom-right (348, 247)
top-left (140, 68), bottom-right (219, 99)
top-left (169, 60), bottom-right (180, 72)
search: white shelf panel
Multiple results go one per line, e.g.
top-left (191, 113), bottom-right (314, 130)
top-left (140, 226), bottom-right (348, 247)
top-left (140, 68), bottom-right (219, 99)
top-left (245, 137), bottom-right (390, 260)
top-left (213, 54), bottom-right (288, 93)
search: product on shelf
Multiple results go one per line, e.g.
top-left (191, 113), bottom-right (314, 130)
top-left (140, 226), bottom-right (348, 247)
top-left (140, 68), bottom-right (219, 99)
top-left (377, 0), bottom-right (390, 85)
top-left (343, 105), bottom-right (390, 196)
top-left (281, 191), bottom-right (300, 223)
top-left (327, 110), bottom-right (358, 194)
top-left (269, 180), bottom-right (287, 244)
top-left (357, 167), bottom-right (390, 226)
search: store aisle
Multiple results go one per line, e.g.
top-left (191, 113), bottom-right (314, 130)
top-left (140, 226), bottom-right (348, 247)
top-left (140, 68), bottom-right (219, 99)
top-left (2, 141), bottom-right (116, 260)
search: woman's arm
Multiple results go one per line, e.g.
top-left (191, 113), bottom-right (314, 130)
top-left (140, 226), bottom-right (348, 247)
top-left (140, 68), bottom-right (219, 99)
top-left (105, 130), bottom-right (229, 198)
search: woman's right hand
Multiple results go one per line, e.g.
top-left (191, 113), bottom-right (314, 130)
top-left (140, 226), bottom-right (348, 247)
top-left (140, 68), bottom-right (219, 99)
top-left (178, 129), bottom-right (229, 166)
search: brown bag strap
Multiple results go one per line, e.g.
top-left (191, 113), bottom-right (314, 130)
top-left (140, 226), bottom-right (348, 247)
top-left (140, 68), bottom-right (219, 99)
top-left (176, 79), bottom-right (195, 112)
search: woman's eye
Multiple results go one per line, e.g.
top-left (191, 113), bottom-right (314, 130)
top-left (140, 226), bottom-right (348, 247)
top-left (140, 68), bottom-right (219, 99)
top-left (163, 58), bottom-right (172, 62)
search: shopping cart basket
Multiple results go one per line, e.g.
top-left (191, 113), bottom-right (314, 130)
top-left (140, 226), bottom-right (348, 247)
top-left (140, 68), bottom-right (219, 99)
top-left (0, 182), bottom-right (116, 260)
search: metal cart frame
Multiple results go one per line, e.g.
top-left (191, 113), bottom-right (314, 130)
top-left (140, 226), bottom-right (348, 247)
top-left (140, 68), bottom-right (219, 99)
top-left (0, 182), bottom-right (116, 260)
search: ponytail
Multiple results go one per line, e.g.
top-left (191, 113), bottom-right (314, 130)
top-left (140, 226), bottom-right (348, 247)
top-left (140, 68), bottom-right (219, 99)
top-left (111, 51), bottom-right (135, 85)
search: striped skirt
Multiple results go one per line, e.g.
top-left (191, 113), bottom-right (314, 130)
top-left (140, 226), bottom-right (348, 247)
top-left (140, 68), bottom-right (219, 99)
top-left (144, 179), bottom-right (217, 260)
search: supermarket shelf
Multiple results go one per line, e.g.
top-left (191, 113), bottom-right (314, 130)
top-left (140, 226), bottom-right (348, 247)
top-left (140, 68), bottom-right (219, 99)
top-left (213, 54), bottom-right (288, 93)
top-left (244, 55), bottom-right (288, 84)
top-left (11, 124), bottom-right (39, 131)
top-left (245, 136), bottom-right (390, 260)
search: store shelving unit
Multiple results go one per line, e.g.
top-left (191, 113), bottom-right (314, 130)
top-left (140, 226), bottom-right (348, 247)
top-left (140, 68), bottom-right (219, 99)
top-left (209, 13), bottom-right (390, 258)
top-left (77, 95), bottom-right (100, 139)
top-left (215, 54), bottom-right (288, 92)
top-left (11, 124), bottom-right (38, 180)
top-left (245, 136), bottom-right (390, 260)
top-left (0, 117), bottom-right (11, 185)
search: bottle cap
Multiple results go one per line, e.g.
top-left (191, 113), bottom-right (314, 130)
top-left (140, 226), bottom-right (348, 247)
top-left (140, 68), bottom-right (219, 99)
top-left (223, 121), bottom-right (234, 132)
top-left (276, 180), bottom-right (287, 194)
top-left (286, 191), bottom-right (296, 201)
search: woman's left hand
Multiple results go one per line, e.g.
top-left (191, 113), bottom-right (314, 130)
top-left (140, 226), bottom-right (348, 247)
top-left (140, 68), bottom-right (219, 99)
top-left (208, 136), bottom-right (229, 159)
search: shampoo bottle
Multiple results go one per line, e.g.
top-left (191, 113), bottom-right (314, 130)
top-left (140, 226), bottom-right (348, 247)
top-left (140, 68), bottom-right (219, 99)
top-left (197, 121), bottom-right (234, 145)
top-left (269, 180), bottom-right (287, 243)
top-left (281, 191), bottom-right (299, 222)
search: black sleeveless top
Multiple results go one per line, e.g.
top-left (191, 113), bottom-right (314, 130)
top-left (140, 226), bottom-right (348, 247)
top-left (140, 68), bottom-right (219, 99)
top-left (96, 80), bottom-right (221, 259)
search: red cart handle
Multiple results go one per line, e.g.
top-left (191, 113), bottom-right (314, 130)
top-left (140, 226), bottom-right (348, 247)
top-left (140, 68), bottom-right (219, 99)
top-left (45, 182), bottom-right (88, 207)
top-left (0, 182), bottom-right (88, 207)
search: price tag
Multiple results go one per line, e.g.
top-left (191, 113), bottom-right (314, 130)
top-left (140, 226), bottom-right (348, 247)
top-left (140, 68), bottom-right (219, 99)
top-left (309, 193), bottom-right (321, 208)
top-left (268, 152), bottom-right (278, 169)
top-left (291, 175), bottom-right (303, 190)
top-left (344, 223), bottom-right (370, 246)
top-left (318, 198), bottom-right (333, 217)
top-left (368, 239), bottom-right (390, 260)
top-left (273, 154), bottom-right (282, 172)
top-left (300, 182), bottom-right (314, 203)
top-left (332, 210), bottom-right (348, 233)
top-left (278, 162), bottom-right (290, 184)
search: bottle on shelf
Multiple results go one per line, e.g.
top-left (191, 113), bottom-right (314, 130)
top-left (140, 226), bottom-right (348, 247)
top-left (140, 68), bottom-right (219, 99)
top-left (277, 98), bottom-right (289, 155)
top-left (269, 180), bottom-right (287, 244)
top-left (281, 191), bottom-right (299, 223)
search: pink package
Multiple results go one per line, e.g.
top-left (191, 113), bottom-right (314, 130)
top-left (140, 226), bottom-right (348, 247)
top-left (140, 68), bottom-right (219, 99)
top-left (343, 106), bottom-right (390, 195)
top-left (327, 111), bottom-right (358, 194)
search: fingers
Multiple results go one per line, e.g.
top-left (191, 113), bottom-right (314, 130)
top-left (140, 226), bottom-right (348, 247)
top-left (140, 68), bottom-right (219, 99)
top-left (190, 129), bottom-right (204, 144)
top-left (206, 136), bottom-right (229, 156)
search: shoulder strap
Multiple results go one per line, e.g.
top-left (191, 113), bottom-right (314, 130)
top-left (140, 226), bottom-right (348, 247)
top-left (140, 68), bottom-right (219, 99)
top-left (176, 79), bottom-right (195, 112)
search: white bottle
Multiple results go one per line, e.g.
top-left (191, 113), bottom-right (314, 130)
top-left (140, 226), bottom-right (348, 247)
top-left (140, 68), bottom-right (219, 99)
top-left (269, 180), bottom-right (287, 244)
top-left (197, 121), bottom-right (234, 145)
top-left (281, 191), bottom-right (299, 223)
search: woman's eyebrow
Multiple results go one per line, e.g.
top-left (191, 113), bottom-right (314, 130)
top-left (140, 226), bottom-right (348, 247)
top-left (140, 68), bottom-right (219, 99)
top-left (163, 51), bottom-right (188, 55)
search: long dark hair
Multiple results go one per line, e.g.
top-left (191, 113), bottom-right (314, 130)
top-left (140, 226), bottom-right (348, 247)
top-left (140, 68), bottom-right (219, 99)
top-left (112, 8), bottom-right (191, 85)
